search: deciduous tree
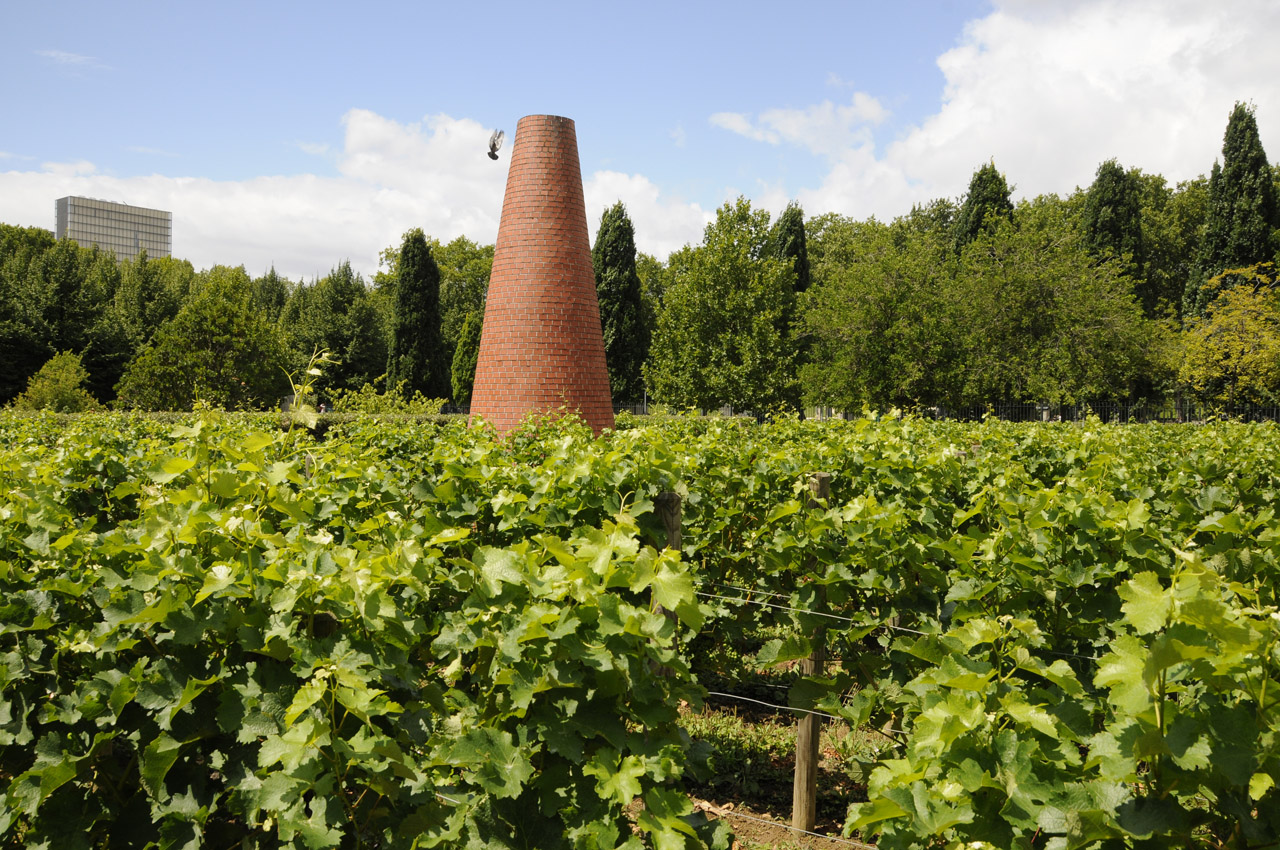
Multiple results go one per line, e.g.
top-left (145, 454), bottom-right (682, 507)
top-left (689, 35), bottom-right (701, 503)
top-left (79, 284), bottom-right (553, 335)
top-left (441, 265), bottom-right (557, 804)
top-left (644, 198), bottom-right (799, 412)
top-left (1180, 265), bottom-right (1280, 404)
top-left (450, 311), bottom-right (483, 406)
top-left (769, 201), bottom-right (811, 294)
top-left (115, 266), bottom-right (288, 410)
top-left (10, 351), bottom-right (98, 412)
top-left (281, 261), bottom-right (387, 394)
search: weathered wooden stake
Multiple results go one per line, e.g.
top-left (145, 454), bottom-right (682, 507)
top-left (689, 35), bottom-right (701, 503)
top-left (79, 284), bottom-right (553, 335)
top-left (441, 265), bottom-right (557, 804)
top-left (654, 491), bottom-right (682, 553)
top-left (793, 472), bottom-right (832, 833)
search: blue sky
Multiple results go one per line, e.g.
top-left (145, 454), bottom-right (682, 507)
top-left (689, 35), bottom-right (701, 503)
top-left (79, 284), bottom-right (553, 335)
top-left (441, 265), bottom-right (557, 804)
top-left (3, 1), bottom-right (1279, 280)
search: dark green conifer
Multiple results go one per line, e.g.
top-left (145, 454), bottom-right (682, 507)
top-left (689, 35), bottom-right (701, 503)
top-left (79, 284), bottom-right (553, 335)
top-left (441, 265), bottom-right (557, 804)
top-left (1082, 159), bottom-right (1151, 312)
top-left (1186, 103), bottom-right (1279, 315)
top-left (386, 229), bottom-right (450, 399)
top-left (591, 202), bottom-right (650, 405)
top-left (953, 161), bottom-right (1014, 252)
top-left (769, 202), bottom-right (811, 293)
top-left (1202, 102), bottom-right (1277, 273)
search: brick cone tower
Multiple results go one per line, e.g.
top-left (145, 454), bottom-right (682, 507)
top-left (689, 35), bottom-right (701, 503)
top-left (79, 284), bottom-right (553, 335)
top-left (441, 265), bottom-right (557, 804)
top-left (469, 115), bottom-right (615, 435)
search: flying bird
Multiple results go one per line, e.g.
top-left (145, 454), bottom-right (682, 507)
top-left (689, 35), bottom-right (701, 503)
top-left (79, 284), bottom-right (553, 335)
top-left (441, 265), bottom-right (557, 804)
top-left (488, 129), bottom-right (505, 160)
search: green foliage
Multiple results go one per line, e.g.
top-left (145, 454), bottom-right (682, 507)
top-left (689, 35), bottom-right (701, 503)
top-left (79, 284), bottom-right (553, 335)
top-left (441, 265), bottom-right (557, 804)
top-left (1136, 172), bottom-right (1208, 321)
top-left (9, 351), bottom-right (99, 412)
top-left (1199, 102), bottom-right (1278, 286)
top-left (802, 197), bottom-right (1166, 409)
top-left (113, 252), bottom-right (195, 351)
top-left (449, 311), bottom-right (482, 406)
top-left (386, 230), bottom-right (451, 400)
top-left (432, 236), bottom-right (493, 364)
top-left (1178, 264), bottom-right (1280, 404)
top-left (115, 266), bottom-right (290, 410)
top-left (953, 161), bottom-right (1015, 252)
top-left (280, 261), bottom-right (388, 395)
top-left (769, 201), bottom-right (811, 295)
top-left (1082, 159), bottom-right (1148, 311)
top-left (281, 347), bottom-right (340, 430)
top-left (951, 199), bottom-right (1160, 404)
top-left (0, 229), bottom-right (136, 405)
top-left (645, 198), bottom-right (801, 412)
top-left (328, 380), bottom-right (447, 415)
top-left (7, 411), bottom-right (1280, 846)
top-left (251, 267), bottom-right (291, 322)
top-left (0, 411), bottom-right (714, 848)
top-left (801, 215), bottom-right (956, 409)
top-left (592, 202), bottom-right (651, 404)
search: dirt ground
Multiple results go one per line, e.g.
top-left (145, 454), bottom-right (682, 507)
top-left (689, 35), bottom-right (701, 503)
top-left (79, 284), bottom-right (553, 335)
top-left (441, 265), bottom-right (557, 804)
top-left (691, 797), bottom-right (872, 850)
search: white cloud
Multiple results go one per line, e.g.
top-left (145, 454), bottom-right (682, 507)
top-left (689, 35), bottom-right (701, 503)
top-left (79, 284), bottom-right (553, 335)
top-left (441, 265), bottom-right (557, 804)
top-left (36, 50), bottom-right (110, 70)
top-left (0, 112), bottom-right (512, 280)
top-left (881, 0), bottom-right (1280, 203)
top-left (711, 94), bottom-right (889, 159)
top-left (0, 109), bottom-right (715, 279)
top-left (584, 171), bottom-right (714, 258)
top-left (710, 112), bottom-right (780, 144)
top-left (721, 0), bottom-right (1280, 223)
top-left (670, 125), bottom-right (687, 148)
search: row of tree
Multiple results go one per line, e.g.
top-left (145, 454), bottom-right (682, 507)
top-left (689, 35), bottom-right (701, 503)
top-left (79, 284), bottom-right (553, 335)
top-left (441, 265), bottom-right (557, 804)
top-left (0, 224), bottom-right (492, 411)
top-left (2, 102), bottom-right (1278, 413)
top-left (640, 101), bottom-right (1280, 411)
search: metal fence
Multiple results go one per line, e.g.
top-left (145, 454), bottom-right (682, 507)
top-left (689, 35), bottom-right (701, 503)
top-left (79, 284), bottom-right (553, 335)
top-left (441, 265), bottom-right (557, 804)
top-left (918, 401), bottom-right (1280, 424)
top-left (440, 401), bottom-right (1280, 425)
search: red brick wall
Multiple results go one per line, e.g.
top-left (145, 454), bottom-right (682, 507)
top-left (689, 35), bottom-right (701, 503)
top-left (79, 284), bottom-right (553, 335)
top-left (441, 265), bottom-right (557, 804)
top-left (469, 115), bottom-right (615, 436)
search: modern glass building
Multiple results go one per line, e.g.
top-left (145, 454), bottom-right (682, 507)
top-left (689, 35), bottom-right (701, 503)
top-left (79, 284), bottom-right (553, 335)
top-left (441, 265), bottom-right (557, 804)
top-left (55, 196), bottom-right (172, 262)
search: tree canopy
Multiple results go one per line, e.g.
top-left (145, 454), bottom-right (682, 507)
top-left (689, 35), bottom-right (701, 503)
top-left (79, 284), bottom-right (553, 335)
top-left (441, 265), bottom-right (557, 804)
top-left (115, 266), bottom-right (289, 410)
top-left (386, 229), bottom-right (450, 399)
top-left (645, 198), bottom-right (800, 412)
top-left (1188, 103), bottom-right (1279, 315)
top-left (1082, 159), bottom-right (1149, 311)
top-left (591, 202), bottom-right (650, 404)
top-left (953, 161), bottom-right (1015, 252)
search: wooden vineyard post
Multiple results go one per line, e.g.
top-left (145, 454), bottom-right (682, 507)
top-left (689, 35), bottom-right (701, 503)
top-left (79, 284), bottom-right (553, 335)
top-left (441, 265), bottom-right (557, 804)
top-left (793, 472), bottom-right (832, 834)
top-left (654, 491), bottom-right (682, 553)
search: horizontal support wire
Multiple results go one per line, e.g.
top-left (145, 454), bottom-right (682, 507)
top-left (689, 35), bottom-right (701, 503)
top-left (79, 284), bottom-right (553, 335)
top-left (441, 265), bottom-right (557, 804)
top-left (705, 806), bottom-right (877, 849)
top-left (435, 791), bottom-right (468, 806)
top-left (702, 580), bottom-right (831, 603)
top-left (695, 591), bottom-right (863, 624)
top-left (702, 688), bottom-right (907, 737)
top-left (706, 690), bottom-right (843, 721)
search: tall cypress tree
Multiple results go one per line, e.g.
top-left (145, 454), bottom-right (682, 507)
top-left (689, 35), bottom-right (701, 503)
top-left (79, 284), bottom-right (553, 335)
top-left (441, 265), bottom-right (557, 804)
top-left (1202, 102), bottom-right (1277, 273)
top-left (1187, 103), bottom-right (1279, 316)
top-left (386, 229), bottom-right (450, 399)
top-left (953, 161), bottom-right (1015, 253)
top-left (591, 202), bottom-right (650, 405)
top-left (1082, 159), bottom-right (1150, 312)
top-left (769, 202), bottom-right (811, 293)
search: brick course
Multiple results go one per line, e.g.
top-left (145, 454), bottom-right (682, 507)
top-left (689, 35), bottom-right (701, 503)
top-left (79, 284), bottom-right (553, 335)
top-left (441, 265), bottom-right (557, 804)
top-left (469, 115), bottom-right (616, 435)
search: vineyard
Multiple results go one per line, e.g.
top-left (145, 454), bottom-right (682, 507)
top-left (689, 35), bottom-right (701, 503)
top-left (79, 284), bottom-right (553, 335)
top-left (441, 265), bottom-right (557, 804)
top-left (2, 409), bottom-right (1280, 849)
